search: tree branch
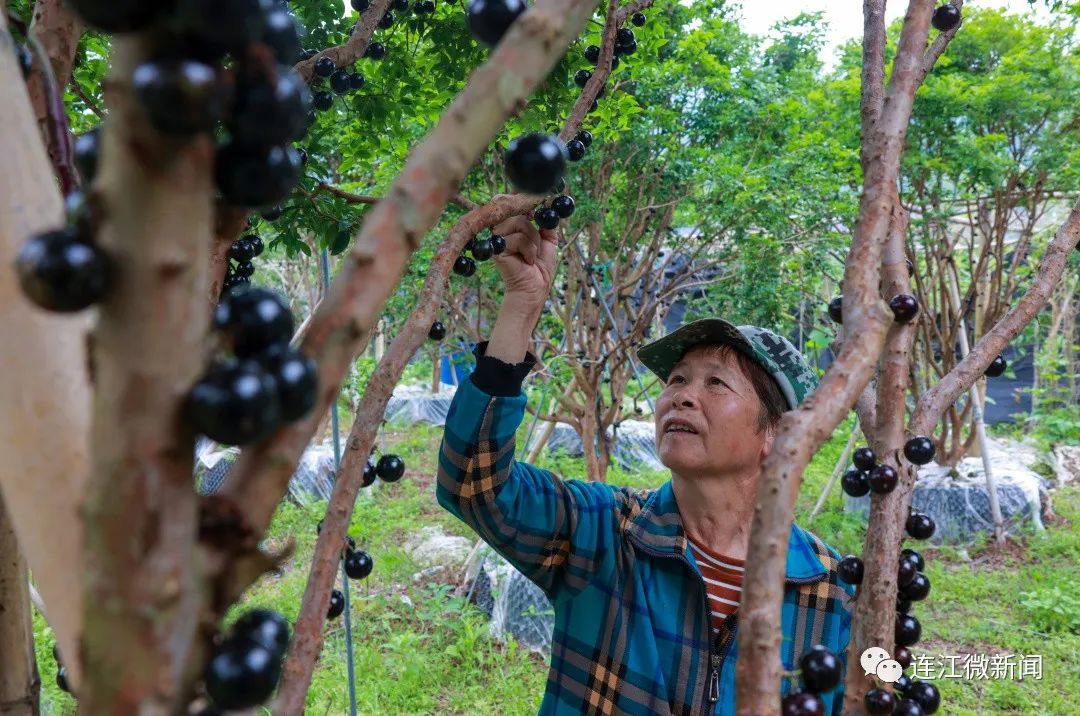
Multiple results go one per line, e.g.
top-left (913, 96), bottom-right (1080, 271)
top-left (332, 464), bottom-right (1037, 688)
top-left (735, 2), bottom-right (937, 712)
top-left (916, 0), bottom-right (964, 86)
top-left (0, 491), bottom-right (41, 716)
top-left (80, 36), bottom-right (214, 712)
top-left (292, 0), bottom-right (395, 84)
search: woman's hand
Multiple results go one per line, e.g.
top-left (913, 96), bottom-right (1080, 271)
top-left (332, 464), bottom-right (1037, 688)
top-left (490, 215), bottom-right (559, 306)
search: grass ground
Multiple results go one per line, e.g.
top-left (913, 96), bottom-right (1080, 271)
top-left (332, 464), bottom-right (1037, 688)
top-left (32, 418), bottom-right (1080, 714)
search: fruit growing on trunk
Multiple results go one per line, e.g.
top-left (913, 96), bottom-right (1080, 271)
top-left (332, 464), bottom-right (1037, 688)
top-left (204, 640), bottom-right (283, 710)
top-left (466, 0), bottom-right (527, 46)
top-left (185, 360), bottom-right (282, 445)
top-left (133, 60), bottom-right (225, 136)
top-left (781, 691), bottom-right (823, 716)
top-left (889, 293), bottom-right (919, 323)
top-left (504, 133), bottom-right (568, 194)
top-left (376, 454), bottom-right (406, 482)
top-left (840, 468), bottom-right (870, 497)
top-left (326, 589), bottom-right (345, 619)
top-left (903, 436), bottom-right (935, 465)
top-left (16, 228), bottom-right (113, 312)
top-left (429, 321), bottom-right (447, 341)
top-left (852, 446), bottom-right (876, 471)
top-left (827, 295), bottom-right (842, 324)
top-left (799, 645), bottom-right (841, 693)
top-left (931, 5), bottom-right (961, 32)
top-left (868, 464), bottom-right (898, 494)
top-left (344, 549), bottom-right (374, 580)
top-left (985, 354), bottom-right (1007, 377)
top-left (905, 512), bottom-right (936, 540)
top-left (837, 555), bottom-right (863, 584)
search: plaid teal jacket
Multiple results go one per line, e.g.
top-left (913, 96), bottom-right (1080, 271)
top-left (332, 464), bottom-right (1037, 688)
top-left (437, 377), bottom-right (857, 715)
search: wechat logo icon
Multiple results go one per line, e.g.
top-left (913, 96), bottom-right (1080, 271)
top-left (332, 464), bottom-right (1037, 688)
top-left (860, 647), bottom-right (904, 684)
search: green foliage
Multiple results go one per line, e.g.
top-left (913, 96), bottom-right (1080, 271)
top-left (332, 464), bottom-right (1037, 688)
top-left (1019, 586), bottom-right (1080, 634)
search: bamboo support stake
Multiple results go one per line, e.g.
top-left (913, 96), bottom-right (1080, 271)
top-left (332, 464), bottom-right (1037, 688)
top-left (808, 419), bottom-right (860, 524)
top-left (946, 260), bottom-right (1008, 540)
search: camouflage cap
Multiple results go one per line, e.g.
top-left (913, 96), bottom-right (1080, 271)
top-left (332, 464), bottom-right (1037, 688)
top-left (636, 318), bottom-right (819, 410)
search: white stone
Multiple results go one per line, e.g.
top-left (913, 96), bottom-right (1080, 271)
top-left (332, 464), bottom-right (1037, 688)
top-left (404, 525), bottom-right (473, 569)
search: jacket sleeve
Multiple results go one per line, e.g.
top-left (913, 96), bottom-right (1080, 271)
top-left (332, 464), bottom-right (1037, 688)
top-left (436, 373), bottom-right (624, 604)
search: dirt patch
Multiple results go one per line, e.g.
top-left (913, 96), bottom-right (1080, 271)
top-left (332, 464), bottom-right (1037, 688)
top-left (968, 535), bottom-right (1031, 570)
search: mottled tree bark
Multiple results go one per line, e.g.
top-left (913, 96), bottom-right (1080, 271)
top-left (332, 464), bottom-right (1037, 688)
top-left (0, 9), bottom-right (88, 690)
top-left (0, 493), bottom-right (40, 716)
top-left (26, 0), bottom-right (84, 172)
top-left (80, 35), bottom-right (214, 713)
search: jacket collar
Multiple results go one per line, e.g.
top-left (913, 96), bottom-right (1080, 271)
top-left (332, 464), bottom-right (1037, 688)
top-left (624, 480), bottom-right (828, 584)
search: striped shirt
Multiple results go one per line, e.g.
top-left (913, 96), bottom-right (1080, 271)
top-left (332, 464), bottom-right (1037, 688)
top-left (687, 536), bottom-right (745, 633)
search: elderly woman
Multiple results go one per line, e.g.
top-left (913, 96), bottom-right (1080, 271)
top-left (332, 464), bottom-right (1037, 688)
top-left (436, 217), bottom-right (855, 715)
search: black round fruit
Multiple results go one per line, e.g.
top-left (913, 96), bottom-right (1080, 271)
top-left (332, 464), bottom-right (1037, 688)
top-left (248, 235), bottom-right (266, 257)
top-left (827, 295), bottom-right (843, 324)
top-left (350, 72), bottom-right (365, 90)
top-left (616, 38), bottom-right (637, 55)
top-left (365, 42), bottom-right (386, 59)
top-left (566, 139), bottom-right (586, 161)
top-left (869, 464), bottom-right (898, 494)
top-left (904, 436), bottom-right (936, 466)
top-left (893, 698), bottom-right (925, 716)
top-left (453, 255), bottom-right (477, 277)
top-left (889, 294), bottom-right (919, 323)
top-left (852, 446), bottom-right (876, 471)
top-left (344, 549), bottom-right (374, 580)
top-left (362, 459), bottom-right (378, 487)
top-left (257, 345), bottom-right (317, 421)
top-left (897, 596), bottom-right (912, 614)
top-left (262, 8), bottom-right (302, 65)
top-left (420, 0), bottom-right (436, 12)
top-left (56, 666), bottom-right (70, 693)
top-left (232, 66), bottom-right (313, 146)
top-left (535, 207), bottom-right (560, 230)
top-left (64, 0), bottom-right (164, 32)
top-left (326, 590), bottom-right (345, 620)
top-left (780, 691), bottom-right (824, 716)
top-left (471, 238), bottom-right (494, 261)
top-left (837, 555), bottom-right (863, 584)
top-left (376, 454), bottom-right (406, 482)
top-left (631, 11), bottom-right (646, 26)
top-left (466, 0), bottom-right (526, 46)
top-left (74, 128), bottom-right (100, 183)
top-left (234, 261), bottom-right (256, 279)
top-left (905, 681), bottom-right (940, 714)
top-left (906, 512), bottom-right (935, 540)
top-left (216, 142), bottom-right (302, 208)
top-left (898, 555), bottom-right (917, 588)
top-left (428, 321), bottom-right (447, 341)
top-left (863, 688), bottom-right (896, 715)
top-left (352, 0), bottom-right (370, 10)
top-left (901, 548), bottom-right (924, 571)
top-left (314, 57), bottom-right (336, 77)
top-left (799, 645), bottom-right (841, 693)
top-left (180, 0), bottom-right (275, 54)
top-left (217, 286), bottom-right (294, 357)
top-left (894, 645), bottom-right (913, 669)
top-left (16, 227), bottom-right (112, 312)
top-left (204, 638), bottom-right (282, 709)
top-left (133, 59), bottom-right (224, 136)
top-left (261, 205), bottom-right (283, 221)
top-left (840, 468), bottom-right (870, 498)
top-left (610, 55), bottom-right (620, 70)
top-left (584, 45), bottom-right (600, 64)
top-left (552, 195), bottom-right (576, 218)
top-left (378, 10), bottom-right (394, 28)
top-left (931, 4), bottom-right (961, 32)
top-left (312, 90), bottom-right (334, 111)
top-left (330, 69), bottom-right (352, 94)
top-left (504, 133), bottom-right (567, 194)
top-left (574, 69), bottom-right (592, 87)
top-left (575, 130), bottom-right (593, 148)
top-left (589, 98), bottom-right (599, 113)
top-left (231, 609), bottom-right (291, 658)
top-left (394, 0), bottom-right (410, 10)
top-left (490, 234), bottom-right (506, 255)
top-left (186, 360), bottom-right (282, 445)
top-left (616, 28), bottom-right (635, 46)
top-left (895, 613), bottom-right (922, 647)
top-left (985, 354), bottom-right (1007, 377)
top-left (901, 572), bottom-right (931, 602)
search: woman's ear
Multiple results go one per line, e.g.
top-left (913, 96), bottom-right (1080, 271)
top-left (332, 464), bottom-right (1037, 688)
top-left (760, 426), bottom-right (776, 458)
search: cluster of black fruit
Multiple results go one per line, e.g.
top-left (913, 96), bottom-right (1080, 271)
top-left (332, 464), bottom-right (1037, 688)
top-left (314, 519), bottom-right (376, 619)
top-left (536, 192), bottom-right (577, 230)
top-left (780, 644), bottom-right (843, 715)
top-left (68, 0), bottom-right (312, 210)
top-left (868, 673), bottom-right (941, 715)
top-left (453, 230), bottom-right (507, 277)
top-left (223, 232), bottom-right (266, 292)
top-left (187, 287), bottom-right (317, 445)
top-left (203, 608), bottom-right (291, 711)
top-left (827, 292), bottom-right (919, 326)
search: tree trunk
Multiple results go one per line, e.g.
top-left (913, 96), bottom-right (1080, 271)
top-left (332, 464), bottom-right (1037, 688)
top-left (26, 0), bottom-right (83, 170)
top-left (0, 492), bottom-right (40, 716)
top-left (80, 36), bottom-right (213, 713)
top-left (0, 10), bottom-right (88, 689)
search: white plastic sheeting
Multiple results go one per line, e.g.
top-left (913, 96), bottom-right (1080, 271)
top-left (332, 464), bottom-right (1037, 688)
top-left (383, 383), bottom-right (457, 427)
top-left (194, 438), bottom-right (338, 505)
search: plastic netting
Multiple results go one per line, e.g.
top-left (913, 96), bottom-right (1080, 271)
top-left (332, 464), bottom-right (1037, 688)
top-left (383, 383), bottom-right (458, 428)
top-left (527, 419), bottom-right (663, 472)
top-left (194, 438), bottom-right (338, 505)
top-left (464, 545), bottom-right (555, 654)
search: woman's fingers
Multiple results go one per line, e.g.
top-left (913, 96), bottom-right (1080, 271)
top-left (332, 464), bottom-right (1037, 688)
top-left (493, 216), bottom-right (542, 265)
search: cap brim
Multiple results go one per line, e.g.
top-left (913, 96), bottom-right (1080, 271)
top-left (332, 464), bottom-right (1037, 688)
top-left (637, 318), bottom-right (758, 383)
